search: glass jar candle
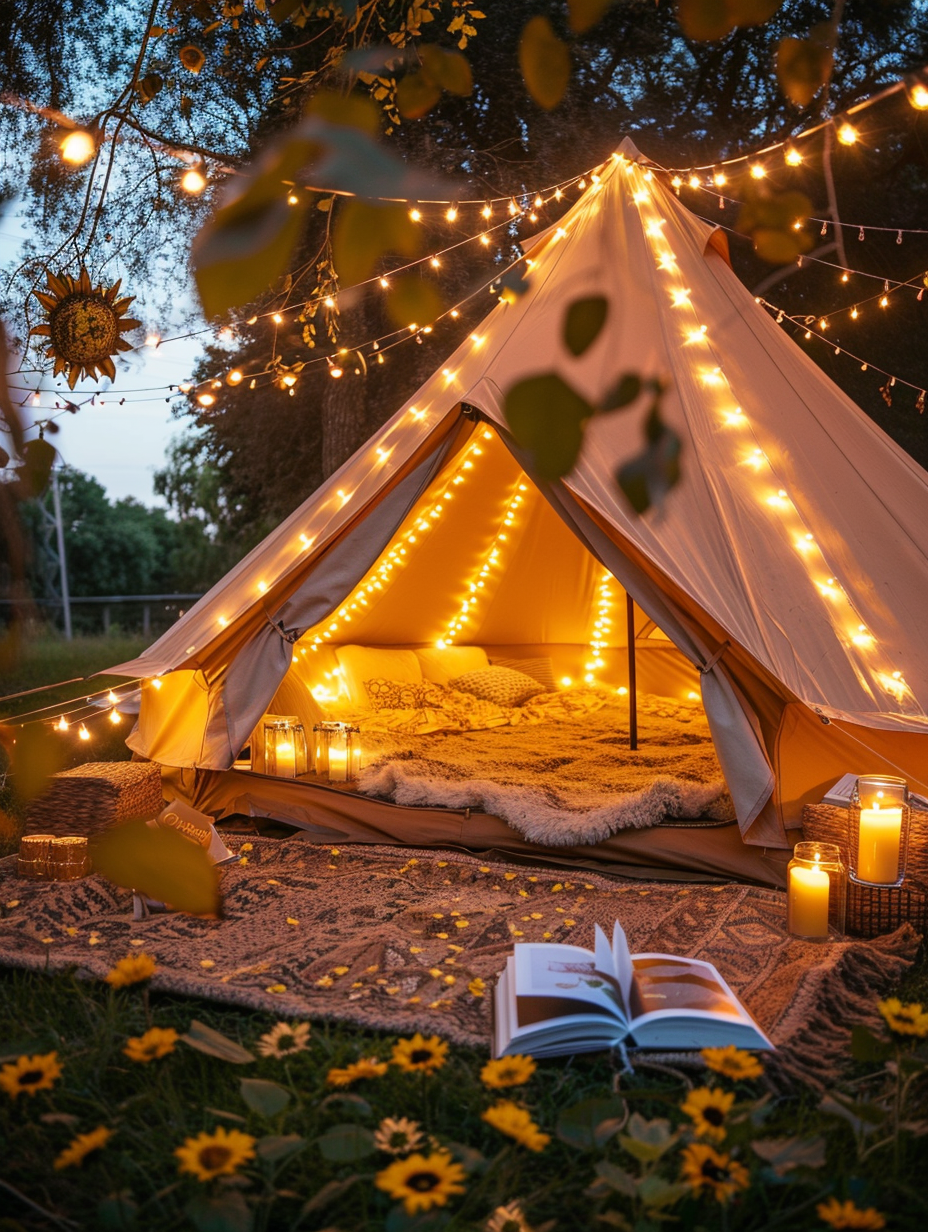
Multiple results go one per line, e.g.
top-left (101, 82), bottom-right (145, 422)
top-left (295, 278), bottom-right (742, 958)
top-left (848, 775), bottom-right (909, 887)
top-left (262, 717), bottom-right (308, 778)
top-left (787, 841), bottom-right (846, 939)
top-left (313, 722), bottom-right (362, 783)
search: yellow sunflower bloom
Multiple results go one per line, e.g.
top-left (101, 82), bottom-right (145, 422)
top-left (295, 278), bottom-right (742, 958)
top-left (54, 1125), bottom-right (113, 1170)
top-left (105, 953), bottom-right (157, 988)
top-left (480, 1055), bottom-right (537, 1089)
top-left (816, 1197), bottom-right (886, 1229)
top-left (326, 1057), bottom-right (389, 1087)
top-left (700, 1044), bottom-right (764, 1081)
top-left (0, 1051), bottom-right (62, 1100)
top-left (680, 1086), bottom-right (735, 1142)
top-left (877, 997), bottom-right (928, 1038)
top-left (373, 1116), bottom-right (426, 1155)
top-left (486, 1201), bottom-right (532, 1232)
top-left (391, 1033), bottom-right (449, 1074)
top-left (175, 1126), bottom-right (256, 1182)
top-left (481, 1101), bottom-right (550, 1151)
top-left (375, 1149), bottom-right (467, 1214)
top-left (255, 1021), bottom-right (311, 1058)
top-left (123, 1027), bottom-right (178, 1063)
top-left (680, 1142), bottom-right (750, 1204)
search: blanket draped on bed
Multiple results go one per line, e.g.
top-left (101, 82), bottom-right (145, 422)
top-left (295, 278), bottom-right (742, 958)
top-left (355, 692), bottom-right (735, 845)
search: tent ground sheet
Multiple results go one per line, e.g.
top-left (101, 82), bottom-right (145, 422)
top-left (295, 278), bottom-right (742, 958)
top-left (0, 840), bottom-right (917, 1088)
top-left (356, 694), bottom-right (735, 846)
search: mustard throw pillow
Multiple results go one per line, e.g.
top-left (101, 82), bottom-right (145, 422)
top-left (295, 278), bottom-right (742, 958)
top-left (449, 665), bottom-right (544, 708)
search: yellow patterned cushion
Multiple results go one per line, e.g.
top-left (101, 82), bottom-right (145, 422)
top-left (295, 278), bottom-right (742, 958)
top-left (449, 666), bottom-right (544, 708)
top-left (364, 678), bottom-right (447, 711)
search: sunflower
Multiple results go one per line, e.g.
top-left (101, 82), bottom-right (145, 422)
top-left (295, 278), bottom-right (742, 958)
top-left (481, 1101), bottom-right (550, 1151)
top-left (480, 1055), bottom-right (537, 1089)
top-left (816, 1197), bottom-right (886, 1229)
top-left (680, 1086), bottom-right (735, 1142)
top-left (391, 1033), bottom-right (449, 1074)
top-left (54, 1125), bottom-right (113, 1170)
top-left (326, 1056), bottom-right (389, 1087)
top-left (0, 1051), bottom-right (62, 1100)
top-left (680, 1142), bottom-right (750, 1204)
top-left (105, 953), bottom-right (157, 988)
top-left (123, 1027), bottom-right (178, 1063)
top-left (374, 1116), bottom-right (427, 1155)
top-left (877, 997), bottom-right (928, 1038)
top-left (30, 267), bottom-right (141, 388)
top-left (700, 1045), bottom-right (764, 1081)
top-left (175, 1126), bottom-right (257, 1182)
top-left (375, 1149), bottom-right (467, 1215)
top-left (486, 1200), bottom-right (533, 1232)
top-left (256, 1021), bottom-right (311, 1058)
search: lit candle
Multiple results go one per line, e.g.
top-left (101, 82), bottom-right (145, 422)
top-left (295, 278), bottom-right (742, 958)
top-left (857, 804), bottom-right (902, 883)
top-left (328, 746), bottom-right (348, 782)
top-left (788, 857), bottom-right (831, 938)
top-left (275, 739), bottom-right (296, 778)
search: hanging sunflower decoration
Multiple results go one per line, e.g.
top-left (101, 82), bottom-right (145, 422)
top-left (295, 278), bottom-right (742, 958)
top-left (30, 267), bottom-right (141, 388)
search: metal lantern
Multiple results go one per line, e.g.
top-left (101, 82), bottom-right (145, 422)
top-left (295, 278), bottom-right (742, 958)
top-left (313, 721), bottom-right (361, 783)
top-left (848, 774), bottom-right (910, 887)
top-left (786, 840), bottom-right (846, 940)
top-left (262, 716), bottom-right (309, 779)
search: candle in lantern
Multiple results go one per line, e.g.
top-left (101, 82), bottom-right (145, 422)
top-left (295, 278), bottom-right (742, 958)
top-left (788, 855), bottom-right (831, 938)
top-left (857, 803), bottom-right (902, 883)
top-left (328, 746), bottom-right (348, 781)
top-left (276, 739), bottom-right (296, 778)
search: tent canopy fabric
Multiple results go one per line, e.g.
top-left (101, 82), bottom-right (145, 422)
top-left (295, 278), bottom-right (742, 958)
top-left (110, 138), bottom-right (928, 853)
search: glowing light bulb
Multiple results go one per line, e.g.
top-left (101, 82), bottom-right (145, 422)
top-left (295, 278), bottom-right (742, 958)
top-left (409, 207), bottom-right (421, 221)
top-left (272, 312), bottom-right (283, 324)
top-left (910, 83), bottom-right (928, 110)
top-left (197, 392), bottom-right (215, 407)
top-left (671, 175), bottom-right (683, 189)
top-left (785, 146), bottom-right (803, 166)
top-left (481, 204), bottom-right (492, 219)
top-left (330, 365), bottom-right (343, 378)
top-left (60, 129), bottom-right (95, 165)
top-left (479, 233), bottom-right (490, 246)
top-left (534, 195), bottom-right (543, 207)
top-left (145, 332), bottom-right (160, 348)
top-left (79, 724), bottom-right (90, 741)
top-left (324, 296), bottom-right (335, 308)
top-left (837, 122), bottom-right (858, 146)
top-left (688, 174), bottom-right (700, 189)
top-left (880, 295), bottom-right (889, 308)
top-left (109, 708), bottom-right (121, 725)
top-left (56, 715), bottom-right (69, 732)
top-left (671, 288), bottom-right (691, 307)
top-left (227, 369), bottom-right (243, 385)
top-left (287, 192), bottom-right (299, 205)
top-left (712, 171), bottom-right (726, 187)
top-left (750, 163), bottom-right (766, 179)
top-left (430, 256), bottom-right (440, 268)
top-left (850, 307), bottom-right (859, 320)
top-left (180, 167), bottom-right (207, 194)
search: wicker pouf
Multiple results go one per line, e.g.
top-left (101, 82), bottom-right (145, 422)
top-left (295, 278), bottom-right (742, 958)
top-left (23, 761), bottom-right (164, 838)
top-left (802, 803), bottom-right (928, 937)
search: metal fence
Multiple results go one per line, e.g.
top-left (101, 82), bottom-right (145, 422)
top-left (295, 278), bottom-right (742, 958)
top-left (0, 594), bottom-right (204, 636)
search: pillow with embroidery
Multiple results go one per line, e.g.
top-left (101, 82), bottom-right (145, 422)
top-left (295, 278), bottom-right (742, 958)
top-left (449, 665), bottom-right (544, 708)
top-left (364, 678), bottom-right (447, 711)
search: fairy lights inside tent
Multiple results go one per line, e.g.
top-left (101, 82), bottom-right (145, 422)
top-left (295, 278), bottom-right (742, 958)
top-left (628, 157), bottom-right (920, 710)
top-left (584, 572), bottom-right (615, 684)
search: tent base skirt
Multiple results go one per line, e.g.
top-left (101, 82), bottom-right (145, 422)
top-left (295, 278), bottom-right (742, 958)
top-left (163, 766), bottom-right (791, 889)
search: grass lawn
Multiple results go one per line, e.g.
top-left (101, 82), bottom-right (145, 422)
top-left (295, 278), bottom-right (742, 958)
top-left (1, 636), bottom-right (928, 1231)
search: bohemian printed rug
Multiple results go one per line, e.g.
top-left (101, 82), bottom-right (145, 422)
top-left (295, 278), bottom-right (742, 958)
top-left (0, 839), bottom-right (919, 1087)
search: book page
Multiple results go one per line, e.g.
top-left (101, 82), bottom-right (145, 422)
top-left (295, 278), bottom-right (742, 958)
top-left (631, 955), bottom-right (748, 1021)
top-left (610, 920), bottom-right (635, 1011)
top-left (513, 943), bottom-right (625, 1024)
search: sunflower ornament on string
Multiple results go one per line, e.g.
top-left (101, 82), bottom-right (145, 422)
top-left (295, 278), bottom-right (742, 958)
top-left (30, 267), bottom-right (141, 388)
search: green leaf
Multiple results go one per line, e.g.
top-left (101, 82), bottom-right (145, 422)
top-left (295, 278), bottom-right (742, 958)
top-left (616, 409), bottom-right (682, 515)
top-left (601, 373), bottom-right (642, 411)
top-left (136, 72), bottom-right (163, 104)
top-left (181, 1020), bottom-right (255, 1065)
top-left (18, 438), bottom-right (56, 497)
top-left (0, 719), bottom-right (67, 803)
top-left (269, 0), bottom-right (306, 25)
top-left (617, 1112), bottom-right (676, 1163)
top-left (240, 1078), bottom-right (290, 1118)
top-left (557, 1096), bottom-right (628, 1150)
top-left (638, 1175), bottom-right (691, 1209)
top-left (736, 187), bottom-right (812, 265)
top-left (751, 1136), bottom-right (826, 1176)
top-left (443, 1141), bottom-right (487, 1174)
top-left (255, 1134), bottom-right (305, 1162)
top-left (97, 1190), bottom-right (139, 1231)
top-left (850, 1024), bottom-right (894, 1064)
top-left (818, 1093), bottom-right (887, 1136)
top-left (776, 35), bottom-right (832, 108)
top-left (185, 1191), bottom-right (253, 1232)
top-left (594, 1159), bottom-right (638, 1197)
top-left (333, 201), bottom-right (420, 287)
top-left (306, 90), bottom-right (381, 137)
top-left (504, 372), bottom-right (593, 481)
top-left (567, 0), bottom-right (614, 33)
top-left (396, 72), bottom-right (443, 119)
top-left (498, 267), bottom-right (530, 302)
top-left (300, 1175), bottom-right (362, 1215)
top-left (519, 16), bottom-right (570, 110)
top-left (676, 0), bottom-right (732, 41)
top-left (317, 1123), bottom-right (377, 1162)
top-left (92, 818), bottom-right (221, 916)
top-left (319, 1092), bottom-right (373, 1117)
top-left (385, 1207), bottom-right (451, 1232)
top-left (385, 275), bottom-right (444, 330)
top-left (419, 45), bottom-right (473, 96)
top-left (564, 296), bottom-right (609, 357)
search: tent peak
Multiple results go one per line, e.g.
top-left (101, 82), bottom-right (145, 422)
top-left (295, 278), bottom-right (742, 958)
top-left (616, 136), bottom-right (644, 161)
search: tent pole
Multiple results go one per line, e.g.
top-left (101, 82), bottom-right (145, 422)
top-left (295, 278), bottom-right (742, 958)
top-left (626, 593), bottom-right (638, 751)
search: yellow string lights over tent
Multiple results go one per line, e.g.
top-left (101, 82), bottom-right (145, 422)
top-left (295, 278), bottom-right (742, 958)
top-left (438, 469), bottom-right (529, 647)
top-left (0, 678), bottom-right (147, 738)
top-left (625, 154), bottom-right (919, 711)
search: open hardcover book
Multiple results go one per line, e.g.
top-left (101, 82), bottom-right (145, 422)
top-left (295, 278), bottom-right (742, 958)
top-left (493, 921), bottom-right (773, 1058)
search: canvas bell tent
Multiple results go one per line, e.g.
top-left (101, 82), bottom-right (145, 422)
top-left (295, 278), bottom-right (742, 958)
top-left (106, 138), bottom-right (928, 887)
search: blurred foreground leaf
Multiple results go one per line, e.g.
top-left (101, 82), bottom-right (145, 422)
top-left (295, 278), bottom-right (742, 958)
top-left (0, 721), bottom-right (67, 802)
top-left (557, 1096), bottom-right (628, 1149)
top-left (317, 1122), bottom-right (377, 1162)
top-left (92, 818), bottom-right (221, 916)
top-left (385, 276), bottom-right (444, 330)
top-left (504, 373), bottom-right (593, 481)
top-left (332, 201), bottom-right (419, 288)
top-left (240, 1077), bottom-right (290, 1118)
top-left (616, 408), bottom-right (682, 515)
top-left (519, 16), bottom-right (570, 110)
top-left (186, 1190), bottom-right (253, 1232)
top-left (564, 296), bottom-right (609, 357)
top-left (677, 0), bottom-right (784, 41)
top-left (182, 1019), bottom-right (256, 1064)
top-left (777, 27), bottom-right (833, 107)
top-left (751, 1135), bottom-right (826, 1175)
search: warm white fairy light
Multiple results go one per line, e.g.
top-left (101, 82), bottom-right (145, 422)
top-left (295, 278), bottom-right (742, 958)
top-left (56, 715), bottom-right (69, 732)
top-left (584, 571), bottom-right (614, 684)
top-left (78, 724), bottom-right (90, 741)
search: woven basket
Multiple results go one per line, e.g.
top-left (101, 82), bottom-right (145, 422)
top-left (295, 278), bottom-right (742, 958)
top-left (23, 761), bottom-right (163, 838)
top-left (802, 803), bottom-right (928, 937)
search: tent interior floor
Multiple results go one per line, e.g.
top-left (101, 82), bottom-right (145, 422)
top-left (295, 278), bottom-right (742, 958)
top-left (175, 767), bottom-right (791, 890)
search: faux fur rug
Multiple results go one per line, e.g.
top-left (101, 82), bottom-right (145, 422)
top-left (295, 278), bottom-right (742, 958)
top-left (0, 839), bottom-right (918, 1088)
top-left (358, 696), bottom-right (735, 845)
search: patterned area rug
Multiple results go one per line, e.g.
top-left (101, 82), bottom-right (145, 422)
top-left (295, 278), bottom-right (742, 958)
top-left (0, 839), bottom-right (917, 1086)
top-left (359, 695), bottom-right (735, 845)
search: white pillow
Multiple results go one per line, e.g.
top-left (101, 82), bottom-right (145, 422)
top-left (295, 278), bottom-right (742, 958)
top-left (414, 645), bottom-right (490, 685)
top-left (335, 645), bottom-right (422, 708)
